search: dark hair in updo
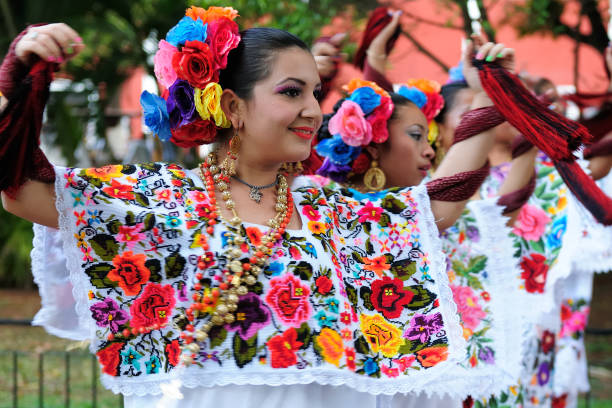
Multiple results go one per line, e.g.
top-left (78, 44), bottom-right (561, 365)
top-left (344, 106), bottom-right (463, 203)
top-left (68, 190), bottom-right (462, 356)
top-left (389, 92), bottom-right (418, 122)
top-left (435, 81), bottom-right (468, 124)
top-left (219, 27), bottom-right (310, 100)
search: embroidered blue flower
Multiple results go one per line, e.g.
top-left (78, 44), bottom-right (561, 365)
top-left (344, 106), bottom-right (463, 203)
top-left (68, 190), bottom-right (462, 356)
top-left (140, 91), bottom-right (172, 141)
top-left (315, 135), bottom-right (361, 165)
top-left (121, 347), bottom-right (143, 371)
top-left (315, 310), bottom-right (337, 328)
top-left (165, 16), bottom-right (207, 47)
top-left (325, 298), bottom-right (340, 314)
top-left (364, 358), bottom-right (379, 375)
top-left (265, 262), bottom-right (284, 276)
top-left (397, 86), bottom-right (427, 108)
top-left (303, 242), bottom-right (317, 257)
top-left (221, 231), bottom-right (231, 247)
top-left (165, 215), bottom-right (183, 228)
top-left (87, 209), bottom-right (101, 225)
top-left (145, 355), bottom-right (161, 374)
top-left (348, 86), bottom-right (381, 115)
top-left (546, 215), bottom-right (567, 250)
top-left (71, 192), bottom-right (84, 207)
top-left (346, 188), bottom-right (387, 201)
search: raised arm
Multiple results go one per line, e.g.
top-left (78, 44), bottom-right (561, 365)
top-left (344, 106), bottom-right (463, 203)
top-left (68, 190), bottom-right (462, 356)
top-left (0, 23), bottom-right (84, 228)
top-left (429, 36), bottom-right (515, 230)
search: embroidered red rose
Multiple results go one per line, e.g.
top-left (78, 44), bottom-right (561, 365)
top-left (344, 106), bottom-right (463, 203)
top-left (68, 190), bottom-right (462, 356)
top-left (315, 275), bottom-right (333, 295)
top-left (289, 246), bottom-right (302, 260)
top-left (265, 274), bottom-right (312, 327)
top-left (551, 394), bottom-right (567, 408)
top-left (541, 330), bottom-right (555, 354)
top-left (171, 118), bottom-right (217, 148)
top-left (165, 339), bottom-right (180, 367)
top-left (103, 179), bottom-right (135, 200)
top-left (267, 327), bottom-right (303, 368)
top-left (172, 40), bottom-right (217, 88)
top-left (371, 276), bottom-right (414, 319)
top-left (245, 226), bottom-right (263, 246)
top-left (206, 18), bottom-right (241, 70)
top-left (96, 342), bottom-right (124, 376)
top-left (416, 345), bottom-right (448, 368)
top-left (520, 253), bottom-right (548, 293)
top-left (345, 347), bottom-right (356, 371)
top-left (301, 205), bottom-right (321, 221)
top-left (129, 283), bottom-right (176, 329)
top-left (107, 251), bottom-right (151, 296)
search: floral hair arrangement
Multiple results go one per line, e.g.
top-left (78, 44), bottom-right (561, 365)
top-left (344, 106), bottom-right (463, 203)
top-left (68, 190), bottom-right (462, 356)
top-left (315, 79), bottom-right (393, 182)
top-left (397, 78), bottom-right (445, 145)
top-left (140, 6), bottom-right (240, 148)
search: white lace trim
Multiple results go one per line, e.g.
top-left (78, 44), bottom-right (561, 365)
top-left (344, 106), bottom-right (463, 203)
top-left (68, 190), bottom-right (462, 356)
top-left (53, 167), bottom-right (99, 354)
top-left (415, 198), bottom-right (527, 399)
top-left (30, 223), bottom-right (89, 340)
top-left (52, 171), bottom-right (468, 397)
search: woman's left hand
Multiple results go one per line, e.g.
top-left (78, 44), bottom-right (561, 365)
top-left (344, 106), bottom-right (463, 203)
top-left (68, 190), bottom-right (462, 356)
top-left (462, 33), bottom-right (515, 92)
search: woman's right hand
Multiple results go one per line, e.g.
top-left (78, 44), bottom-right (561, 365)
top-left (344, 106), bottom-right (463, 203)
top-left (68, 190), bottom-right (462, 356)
top-left (15, 23), bottom-right (84, 66)
top-left (462, 33), bottom-right (515, 92)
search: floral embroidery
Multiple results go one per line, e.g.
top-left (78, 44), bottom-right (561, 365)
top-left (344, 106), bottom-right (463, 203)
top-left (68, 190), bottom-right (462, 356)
top-left (90, 298), bottom-right (130, 333)
top-left (360, 313), bottom-right (404, 358)
top-left (316, 327), bottom-right (344, 366)
top-left (129, 283), bottom-right (176, 330)
top-left (107, 251), bottom-right (151, 296)
top-left (267, 328), bottom-right (303, 368)
top-left (265, 274), bottom-right (312, 327)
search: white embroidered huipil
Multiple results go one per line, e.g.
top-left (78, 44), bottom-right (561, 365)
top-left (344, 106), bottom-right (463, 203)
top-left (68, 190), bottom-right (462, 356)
top-left (31, 164), bottom-right (466, 406)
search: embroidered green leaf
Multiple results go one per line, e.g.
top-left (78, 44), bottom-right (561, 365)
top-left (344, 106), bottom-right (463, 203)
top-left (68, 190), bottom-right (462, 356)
top-left (452, 260), bottom-right (468, 277)
top-left (134, 193), bottom-right (150, 207)
top-left (292, 261), bottom-right (313, 281)
top-left (173, 313), bottom-right (188, 331)
top-left (390, 259), bottom-right (417, 281)
top-left (381, 196), bottom-right (407, 214)
top-left (352, 251), bottom-right (364, 263)
top-left (537, 166), bottom-right (554, 178)
top-left (467, 255), bottom-right (487, 274)
top-left (251, 281), bottom-right (264, 295)
top-left (145, 259), bottom-right (162, 283)
top-left (540, 193), bottom-right (558, 201)
top-left (233, 333), bottom-right (258, 368)
top-left (404, 285), bottom-right (436, 310)
top-left (363, 222), bottom-right (371, 236)
top-left (120, 164), bottom-right (136, 175)
top-left (85, 263), bottom-right (115, 288)
top-left (106, 220), bottom-right (122, 235)
top-left (398, 339), bottom-right (427, 355)
top-left (344, 280), bottom-right (358, 306)
top-left (89, 234), bottom-right (119, 261)
top-left (165, 253), bottom-right (186, 279)
top-left (141, 163), bottom-right (162, 173)
top-left (354, 335), bottom-right (370, 355)
top-left (377, 213), bottom-right (391, 228)
top-left (365, 238), bottom-right (374, 255)
top-left (125, 211), bottom-right (136, 226)
top-left (143, 213), bottom-right (156, 231)
top-left (209, 326), bottom-right (228, 349)
top-left (534, 182), bottom-right (546, 198)
top-left (296, 323), bottom-right (312, 349)
top-left (360, 286), bottom-right (374, 311)
top-left (530, 238), bottom-right (545, 254)
top-left (467, 275), bottom-right (484, 291)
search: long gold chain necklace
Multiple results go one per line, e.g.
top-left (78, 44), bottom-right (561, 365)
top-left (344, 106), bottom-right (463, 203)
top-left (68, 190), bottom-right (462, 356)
top-left (180, 151), bottom-right (293, 365)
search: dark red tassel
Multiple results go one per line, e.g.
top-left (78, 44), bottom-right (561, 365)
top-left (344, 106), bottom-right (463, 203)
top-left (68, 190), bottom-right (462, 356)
top-left (0, 60), bottom-right (56, 198)
top-left (353, 7), bottom-right (400, 71)
top-left (426, 162), bottom-right (490, 202)
top-left (555, 161), bottom-right (612, 225)
top-left (477, 62), bottom-right (592, 160)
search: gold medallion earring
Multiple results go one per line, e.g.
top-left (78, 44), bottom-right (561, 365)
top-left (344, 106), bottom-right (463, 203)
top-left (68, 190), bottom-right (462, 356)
top-left (221, 127), bottom-right (241, 178)
top-left (363, 160), bottom-right (386, 191)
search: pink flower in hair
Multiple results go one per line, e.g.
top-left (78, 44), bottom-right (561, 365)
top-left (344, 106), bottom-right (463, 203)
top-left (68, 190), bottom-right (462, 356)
top-left (367, 95), bottom-right (393, 143)
top-left (206, 17), bottom-right (241, 71)
top-left (329, 100), bottom-right (372, 147)
top-left (153, 40), bottom-right (179, 89)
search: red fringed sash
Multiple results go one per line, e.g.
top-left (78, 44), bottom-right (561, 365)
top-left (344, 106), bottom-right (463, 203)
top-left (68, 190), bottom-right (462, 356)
top-left (0, 58), bottom-right (56, 198)
top-left (426, 163), bottom-right (490, 202)
top-left (477, 62), bottom-right (612, 225)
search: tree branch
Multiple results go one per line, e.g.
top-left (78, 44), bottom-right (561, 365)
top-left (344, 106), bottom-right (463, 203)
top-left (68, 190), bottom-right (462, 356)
top-left (401, 29), bottom-right (450, 72)
top-left (401, 10), bottom-right (464, 31)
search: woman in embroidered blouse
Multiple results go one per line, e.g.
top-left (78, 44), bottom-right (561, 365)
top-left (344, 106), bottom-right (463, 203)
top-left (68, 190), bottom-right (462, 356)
top-left (1, 6), bottom-right (517, 407)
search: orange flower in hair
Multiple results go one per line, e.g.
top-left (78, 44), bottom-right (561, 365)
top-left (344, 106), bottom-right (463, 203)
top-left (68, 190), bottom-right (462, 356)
top-left (405, 78), bottom-right (441, 94)
top-left (186, 6), bottom-right (239, 23)
top-left (343, 79), bottom-right (388, 98)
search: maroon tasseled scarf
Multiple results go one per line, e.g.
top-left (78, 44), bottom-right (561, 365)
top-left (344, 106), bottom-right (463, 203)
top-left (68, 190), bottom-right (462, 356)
top-left (477, 62), bottom-right (612, 225)
top-left (0, 28), bottom-right (56, 198)
top-left (353, 7), bottom-right (400, 71)
top-left (496, 134), bottom-right (536, 215)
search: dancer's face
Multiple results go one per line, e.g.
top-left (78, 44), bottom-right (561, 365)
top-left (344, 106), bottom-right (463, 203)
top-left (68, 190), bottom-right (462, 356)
top-left (379, 104), bottom-right (434, 187)
top-left (439, 88), bottom-right (475, 152)
top-left (240, 47), bottom-right (323, 166)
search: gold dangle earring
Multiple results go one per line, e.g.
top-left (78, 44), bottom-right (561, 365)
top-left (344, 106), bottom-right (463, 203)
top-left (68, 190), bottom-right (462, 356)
top-left (221, 127), bottom-right (241, 178)
top-left (363, 160), bottom-right (386, 191)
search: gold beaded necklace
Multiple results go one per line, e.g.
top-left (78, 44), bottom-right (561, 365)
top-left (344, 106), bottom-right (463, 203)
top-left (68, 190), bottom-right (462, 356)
top-left (179, 151), bottom-right (293, 365)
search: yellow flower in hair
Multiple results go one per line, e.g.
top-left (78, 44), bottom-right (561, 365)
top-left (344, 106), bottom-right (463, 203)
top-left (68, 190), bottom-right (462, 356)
top-left (428, 121), bottom-right (439, 145)
top-left (195, 83), bottom-right (231, 128)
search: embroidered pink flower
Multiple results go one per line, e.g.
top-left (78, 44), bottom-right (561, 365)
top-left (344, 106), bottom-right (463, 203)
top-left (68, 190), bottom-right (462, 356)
top-left (328, 100), bottom-right (372, 147)
top-left (129, 283), bottom-right (176, 330)
top-left (381, 364), bottom-right (400, 378)
top-left (394, 355), bottom-right (416, 372)
top-left (153, 40), bottom-right (178, 89)
top-left (156, 189), bottom-right (172, 202)
top-left (117, 223), bottom-right (147, 249)
top-left (302, 205), bottom-right (321, 221)
top-left (265, 274), bottom-right (312, 327)
top-left (559, 308), bottom-right (589, 338)
top-left (357, 201), bottom-right (383, 223)
top-left (513, 204), bottom-right (551, 242)
top-left (451, 285), bottom-right (487, 331)
top-left (206, 17), bottom-right (241, 70)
